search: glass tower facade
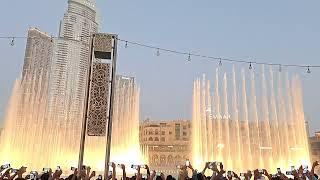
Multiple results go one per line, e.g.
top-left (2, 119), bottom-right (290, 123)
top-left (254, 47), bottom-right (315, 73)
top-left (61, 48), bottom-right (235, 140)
top-left (48, 0), bottom-right (98, 124)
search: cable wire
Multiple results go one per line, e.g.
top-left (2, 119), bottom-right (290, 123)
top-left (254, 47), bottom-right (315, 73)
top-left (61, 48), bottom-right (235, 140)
top-left (1, 35), bottom-right (320, 69)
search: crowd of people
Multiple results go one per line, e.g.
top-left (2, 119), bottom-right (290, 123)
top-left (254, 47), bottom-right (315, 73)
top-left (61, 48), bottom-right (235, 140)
top-left (0, 161), bottom-right (319, 180)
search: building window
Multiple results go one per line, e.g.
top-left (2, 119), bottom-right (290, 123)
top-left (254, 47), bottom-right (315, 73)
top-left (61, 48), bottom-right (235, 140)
top-left (161, 137), bottom-right (165, 142)
top-left (155, 130), bottom-right (159, 135)
top-left (175, 124), bottom-right (181, 140)
top-left (167, 155), bottom-right (174, 164)
top-left (169, 131), bottom-right (172, 135)
top-left (162, 131), bottom-right (165, 135)
top-left (175, 155), bottom-right (182, 165)
top-left (152, 155), bottom-right (159, 165)
top-left (183, 132), bottom-right (187, 136)
top-left (183, 126), bottom-right (187, 130)
top-left (160, 155), bottom-right (166, 165)
top-left (149, 137), bottom-right (153, 141)
top-left (155, 137), bottom-right (159, 141)
top-left (149, 130), bottom-right (154, 135)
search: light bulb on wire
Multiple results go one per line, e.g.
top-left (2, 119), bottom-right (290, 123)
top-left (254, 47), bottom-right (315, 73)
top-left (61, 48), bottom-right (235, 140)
top-left (10, 37), bottom-right (15, 46)
top-left (307, 66), bottom-right (311, 73)
top-left (219, 58), bottom-right (222, 66)
top-left (187, 53), bottom-right (191, 62)
top-left (125, 41), bottom-right (128, 48)
top-left (156, 48), bottom-right (160, 56)
top-left (249, 62), bottom-right (253, 70)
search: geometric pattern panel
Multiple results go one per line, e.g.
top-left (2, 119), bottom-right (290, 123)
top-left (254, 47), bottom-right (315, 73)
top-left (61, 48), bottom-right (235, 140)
top-left (94, 33), bottom-right (113, 54)
top-left (87, 62), bottom-right (111, 136)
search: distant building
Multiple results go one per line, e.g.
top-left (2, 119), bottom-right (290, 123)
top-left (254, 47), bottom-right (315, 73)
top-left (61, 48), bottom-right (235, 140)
top-left (17, 27), bottom-right (54, 123)
top-left (139, 119), bottom-right (192, 173)
top-left (309, 132), bottom-right (320, 167)
top-left (48, 0), bottom-right (98, 124)
top-left (22, 28), bottom-right (53, 82)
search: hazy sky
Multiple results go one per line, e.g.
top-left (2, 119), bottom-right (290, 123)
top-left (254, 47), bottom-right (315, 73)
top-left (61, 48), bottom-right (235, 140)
top-left (0, 0), bottom-right (319, 134)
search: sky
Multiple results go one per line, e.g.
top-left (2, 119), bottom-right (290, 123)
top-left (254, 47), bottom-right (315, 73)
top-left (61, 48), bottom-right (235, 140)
top-left (0, 0), bottom-right (320, 134)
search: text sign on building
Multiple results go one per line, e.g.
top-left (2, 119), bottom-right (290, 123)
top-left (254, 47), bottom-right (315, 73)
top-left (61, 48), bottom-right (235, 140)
top-left (87, 34), bottom-right (113, 136)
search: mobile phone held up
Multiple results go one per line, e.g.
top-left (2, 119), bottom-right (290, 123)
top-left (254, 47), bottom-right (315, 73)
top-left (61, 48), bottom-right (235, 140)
top-left (185, 159), bottom-right (190, 167)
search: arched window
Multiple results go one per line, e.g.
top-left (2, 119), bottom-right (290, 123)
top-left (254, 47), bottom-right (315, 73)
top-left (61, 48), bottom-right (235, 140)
top-left (154, 137), bottom-right (159, 141)
top-left (175, 155), bottom-right (182, 165)
top-left (167, 155), bottom-right (174, 165)
top-left (160, 155), bottom-right (166, 165)
top-left (152, 155), bottom-right (159, 165)
top-left (148, 137), bottom-right (153, 141)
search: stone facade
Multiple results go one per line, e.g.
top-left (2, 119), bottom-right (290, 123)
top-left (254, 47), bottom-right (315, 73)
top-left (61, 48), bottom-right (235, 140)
top-left (309, 132), bottom-right (320, 174)
top-left (139, 119), bottom-right (192, 173)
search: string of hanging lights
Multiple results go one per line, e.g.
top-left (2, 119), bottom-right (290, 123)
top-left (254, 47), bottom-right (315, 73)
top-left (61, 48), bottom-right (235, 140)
top-left (0, 35), bottom-right (319, 73)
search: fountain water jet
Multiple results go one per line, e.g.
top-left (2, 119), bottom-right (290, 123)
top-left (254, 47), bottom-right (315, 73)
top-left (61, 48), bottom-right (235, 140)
top-left (0, 75), bottom-right (146, 172)
top-left (192, 66), bottom-right (310, 172)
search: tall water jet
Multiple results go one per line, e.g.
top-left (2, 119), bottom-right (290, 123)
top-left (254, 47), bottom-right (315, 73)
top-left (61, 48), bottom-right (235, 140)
top-left (222, 73), bottom-right (232, 169)
top-left (240, 69), bottom-right (253, 170)
top-left (231, 65), bottom-right (242, 172)
top-left (277, 71), bottom-right (291, 167)
top-left (268, 67), bottom-right (282, 167)
top-left (192, 66), bottom-right (310, 172)
top-left (214, 68), bottom-right (223, 162)
top-left (249, 71), bottom-right (263, 168)
top-left (260, 66), bottom-right (273, 168)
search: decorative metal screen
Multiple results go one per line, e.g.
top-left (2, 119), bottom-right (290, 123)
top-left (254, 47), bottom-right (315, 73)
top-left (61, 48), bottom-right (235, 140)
top-left (93, 34), bottom-right (113, 59)
top-left (87, 62), bottom-right (111, 136)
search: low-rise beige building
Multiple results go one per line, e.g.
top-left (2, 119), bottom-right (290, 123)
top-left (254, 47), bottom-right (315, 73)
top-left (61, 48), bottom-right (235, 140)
top-left (139, 119), bottom-right (192, 172)
top-left (309, 132), bottom-right (320, 174)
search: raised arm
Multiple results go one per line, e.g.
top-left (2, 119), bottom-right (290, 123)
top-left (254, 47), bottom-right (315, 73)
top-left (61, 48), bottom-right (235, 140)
top-left (53, 169), bottom-right (63, 180)
top-left (149, 170), bottom-right (156, 180)
top-left (89, 171), bottom-right (96, 180)
top-left (121, 164), bottom-right (127, 180)
top-left (8, 171), bottom-right (18, 180)
top-left (145, 165), bottom-right (150, 179)
top-left (16, 166), bottom-right (27, 179)
top-left (111, 163), bottom-right (116, 180)
top-left (188, 162), bottom-right (196, 177)
top-left (202, 162), bottom-right (210, 175)
top-left (311, 161), bottom-right (319, 179)
top-left (279, 172), bottom-right (289, 180)
top-left (0, 168), bottom-right (12, 180)
top-left (233, 172), bottom-right (240, 180)
top-left (263, 169), bottom-right (272, 180)
top-left (244, 170), bottom-right (252, 180)
top-left (72, 168), bottom-right (79, 180)
top-left (136, 165), bottom-right (142, 180)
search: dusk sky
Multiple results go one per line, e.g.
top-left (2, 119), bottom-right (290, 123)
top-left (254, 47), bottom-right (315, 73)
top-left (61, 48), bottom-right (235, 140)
top-left (0, 0), bottom-right (319, 134)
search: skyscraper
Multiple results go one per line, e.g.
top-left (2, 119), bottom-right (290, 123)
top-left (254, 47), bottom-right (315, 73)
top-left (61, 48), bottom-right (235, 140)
top-left (48, 0), bottom-right (98, 124)
top-left (18, 27), bottom-right (53, 125)
top-left (0, 27), bottom-right (54, 167)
